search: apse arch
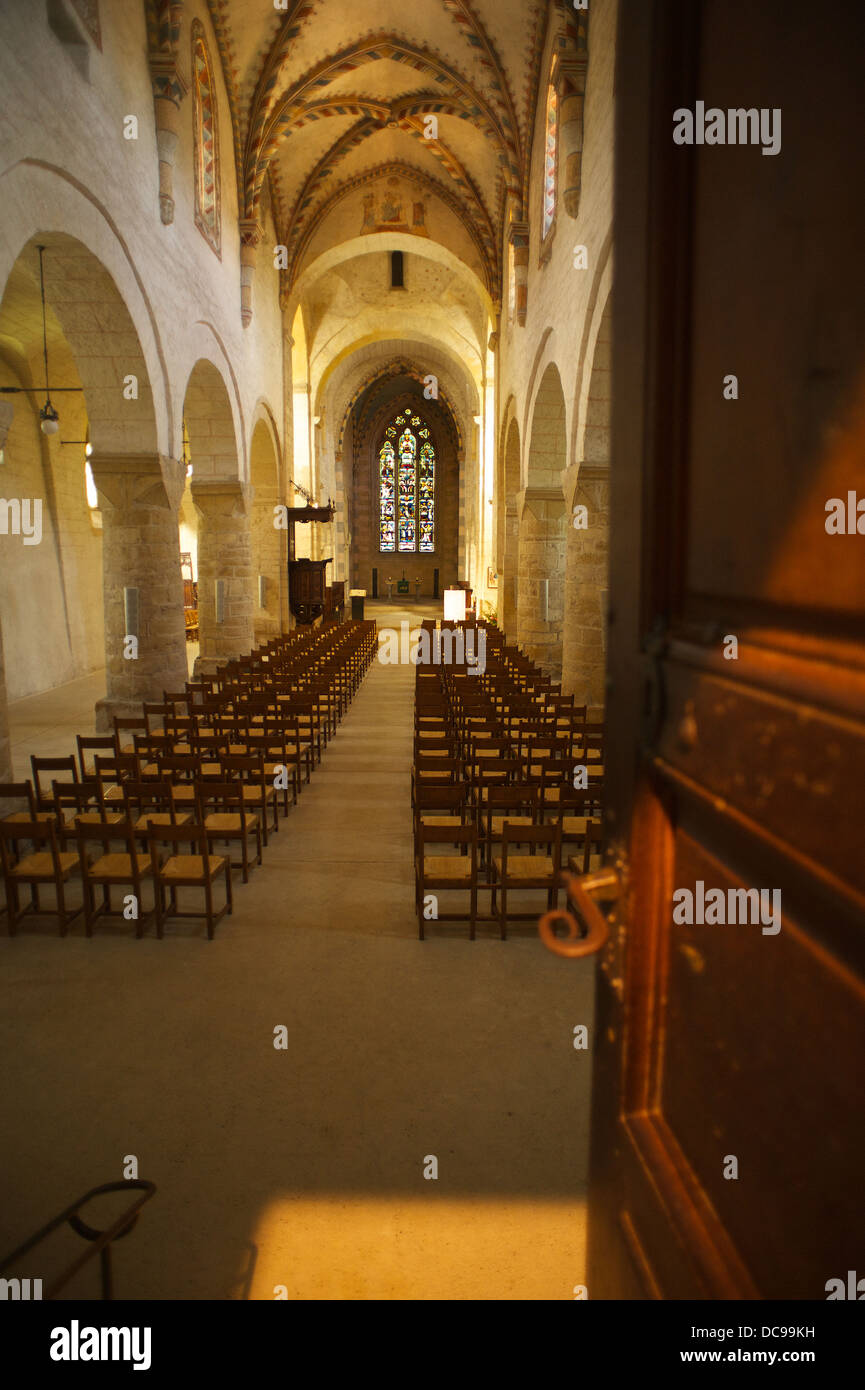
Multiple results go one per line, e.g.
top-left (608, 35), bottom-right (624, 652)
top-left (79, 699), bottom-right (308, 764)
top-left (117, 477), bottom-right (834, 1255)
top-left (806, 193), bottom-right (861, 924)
top-left (346, 375), bottom-right (461, 599)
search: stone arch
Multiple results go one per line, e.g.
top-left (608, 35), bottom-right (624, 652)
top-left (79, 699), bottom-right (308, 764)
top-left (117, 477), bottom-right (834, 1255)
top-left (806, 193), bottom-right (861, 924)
top-left (0, 231), bottom-right (186, 728)
top-left (183, 359), bottom-right (253, 672)
top-left (0, 161), bottom-right (173, 453)
top-left (517, 361), bottom-right (567, 675)
top-left (562, 291), bottom-right (611, 705)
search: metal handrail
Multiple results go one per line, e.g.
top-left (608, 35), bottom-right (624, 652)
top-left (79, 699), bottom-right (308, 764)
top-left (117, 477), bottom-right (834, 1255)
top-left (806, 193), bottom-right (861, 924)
top-left (0, 1180), bottom-right (156, 1299)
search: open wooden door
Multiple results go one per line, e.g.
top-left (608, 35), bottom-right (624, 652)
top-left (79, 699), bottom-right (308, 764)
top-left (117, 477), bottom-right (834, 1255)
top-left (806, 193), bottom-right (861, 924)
top-left (558, 0), bottom-right (865, 1299)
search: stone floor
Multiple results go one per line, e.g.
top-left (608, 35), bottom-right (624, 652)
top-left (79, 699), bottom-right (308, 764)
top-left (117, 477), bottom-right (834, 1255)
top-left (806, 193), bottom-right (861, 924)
top-left (0, 606), bottom-right (595, 1300)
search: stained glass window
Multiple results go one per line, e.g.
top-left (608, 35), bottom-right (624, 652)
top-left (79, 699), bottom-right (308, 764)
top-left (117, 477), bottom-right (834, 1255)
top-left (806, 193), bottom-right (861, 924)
top-left (379, 413), bottom-right (435, 552)
top-left (379, 439), bottom-right (395, 551)
top-left (542, 83), bottom-right (558, 241)
top-left (192, 21), bottom-right (221, 257)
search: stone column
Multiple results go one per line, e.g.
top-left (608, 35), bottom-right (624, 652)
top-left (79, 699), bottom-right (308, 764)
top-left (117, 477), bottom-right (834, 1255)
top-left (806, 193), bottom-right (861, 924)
top-left (0, 610), bottom-right (11, 783)
top-left (192, 480), bottom-right (255, 674)
top-left (250, 476), bottom-right (282, 645)
top-left (89, 453), bottom-right (188, 729)
top-left (508, 221), bottom-right (529, 327)
top-left (499, 500), bottom-right (519, 637)
top-left (239, 220), bottom-right (262, 329)
top-left (561, 463), bottom-right (610, 706)
top-left (516, 487), bottom-right (567, 678)
top-left (0, 402), bottom-right (12, 780)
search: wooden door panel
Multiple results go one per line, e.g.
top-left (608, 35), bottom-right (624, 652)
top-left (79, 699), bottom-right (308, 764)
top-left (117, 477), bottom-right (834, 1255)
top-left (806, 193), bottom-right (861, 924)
top-left (657, 649), bottom-right (865, 931)
top-left (663, 831), bottom-right (865, 1298)
top-left (586, 0), bottom-right (865, 1300)
top-left (685, 1), bottom-right (865, 619)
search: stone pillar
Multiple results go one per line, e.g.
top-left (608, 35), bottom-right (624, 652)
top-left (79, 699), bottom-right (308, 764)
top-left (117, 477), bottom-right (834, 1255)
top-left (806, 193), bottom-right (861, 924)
top-left (0, 610), bottom-right (11, 783)
top-left (148, 7), bottom-right (188, 228)
top-left (239, 220), bottom-right (262, 329)
top-left (516, 487), bottom-right (567, 678)
top-left (561, 463), bottom-right (610, 706)
top-left (508, 221), bottom-right (529, 327)
top-left (250, 477), bottom-right (282, 645)
top-left (499, 500), bottom-right (519, 637)
top-left (89, 453), bottom-right (188, 729)
top-left (192, 480), bottom-right (255, 674)
top-left (0, 401), bottom-right (12, 777)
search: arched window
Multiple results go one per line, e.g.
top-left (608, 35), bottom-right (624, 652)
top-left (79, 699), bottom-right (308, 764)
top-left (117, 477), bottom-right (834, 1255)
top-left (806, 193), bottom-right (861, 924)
top-left (379, 412), bottom-right (435, 553)
top-left (542, 82), bottom-right (558, 242)
top-left (191, 21), bottom-right (221, 257)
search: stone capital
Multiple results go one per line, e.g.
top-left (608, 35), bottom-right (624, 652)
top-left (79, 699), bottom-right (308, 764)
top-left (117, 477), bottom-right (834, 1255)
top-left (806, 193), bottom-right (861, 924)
top-left (517, 485), bottom-right (567, 522)
top-left (88, 452), bottom-right (184, 512)
top-left (191, 477), bottom-right (253, 519)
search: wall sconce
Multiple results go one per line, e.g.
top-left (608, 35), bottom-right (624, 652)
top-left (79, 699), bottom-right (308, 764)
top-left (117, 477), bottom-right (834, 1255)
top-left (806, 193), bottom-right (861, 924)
top-left (539, 578), bottom-right (549, 622)
top-left (123, 587), bottom-right (140, 638)
top-left (215, 579), bottom-right (225, 624)
top-left (258, 575), bottom-right (267, 608)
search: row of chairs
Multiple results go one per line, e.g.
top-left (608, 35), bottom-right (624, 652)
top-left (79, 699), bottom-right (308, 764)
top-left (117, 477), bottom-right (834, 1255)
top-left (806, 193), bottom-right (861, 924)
top-left (0, 619), bottom-right (378, 938)
top-left (411, 628), bottom-right (605, 938)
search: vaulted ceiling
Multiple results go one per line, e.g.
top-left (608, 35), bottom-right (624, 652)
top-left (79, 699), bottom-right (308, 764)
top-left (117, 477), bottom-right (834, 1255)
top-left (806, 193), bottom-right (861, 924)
top-left (206, 0), bottom-right (550, 295)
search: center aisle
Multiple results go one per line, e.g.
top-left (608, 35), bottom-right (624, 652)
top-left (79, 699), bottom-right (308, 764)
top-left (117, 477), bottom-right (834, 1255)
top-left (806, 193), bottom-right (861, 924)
top-left (0, 607), bottom-right (595, 1301)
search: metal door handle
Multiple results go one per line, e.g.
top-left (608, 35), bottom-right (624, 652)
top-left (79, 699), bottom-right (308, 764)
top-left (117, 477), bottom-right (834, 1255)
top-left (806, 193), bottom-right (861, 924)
top-left (538, 868), bottom-right (619, 958)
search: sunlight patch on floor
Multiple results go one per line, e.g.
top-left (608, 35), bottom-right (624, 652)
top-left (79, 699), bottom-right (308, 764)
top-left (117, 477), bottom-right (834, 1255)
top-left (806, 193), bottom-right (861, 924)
top-left (242, 1195), bottom-right (587, 1300)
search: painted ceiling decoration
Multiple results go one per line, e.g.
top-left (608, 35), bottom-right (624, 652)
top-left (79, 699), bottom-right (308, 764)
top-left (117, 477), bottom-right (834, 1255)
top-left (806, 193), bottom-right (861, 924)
top-left (202, 0), bottom-right (552, 320)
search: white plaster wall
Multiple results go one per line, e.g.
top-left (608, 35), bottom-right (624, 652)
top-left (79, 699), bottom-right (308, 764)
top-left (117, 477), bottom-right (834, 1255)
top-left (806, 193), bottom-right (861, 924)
top-left (0, 0), bottom-right (285, 478)
top-left (497, 0), bottom-right (617, 489)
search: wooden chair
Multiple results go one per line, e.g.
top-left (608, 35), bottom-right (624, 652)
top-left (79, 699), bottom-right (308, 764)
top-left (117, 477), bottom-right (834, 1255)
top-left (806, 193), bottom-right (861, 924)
top-left (220, 753), bottom-right (278, 845)
top-left (0, 780), bottom-right (53, 826)
top-left (147, 823), bottom-right (232, 940)
top-left (481, 784), bottom-right (540, 879)
top-left (490, 822), bottom-right (563, 940)
top-left (196, 780), bottom-right (262, 884)
top-left (93, 753), bottom-right (145, 806)
top-left (122, 779), bottom-right (192, 842)
top-left (556, 788), bottom-right (603, 859)
top-left (76, 734), bottom-right (119, 781)
top-left (76, 820), bottom-right (153, 938)
top-left (0, 820), bottom-right (82, 935)
top-left (113, 716), bottom-right (147, 756)
top-left (413, 783), bottom-right (467, 859)
top-left (52, 779), bottom-right (125, 845)
top-left (415, 822), bottom-right (480, 941)
top-left (30, 756), bottom-right (79, 814)
top-left (568, 818), bottom-right (605, 876)
top-left (243, 728), bottom-right (300, 816)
